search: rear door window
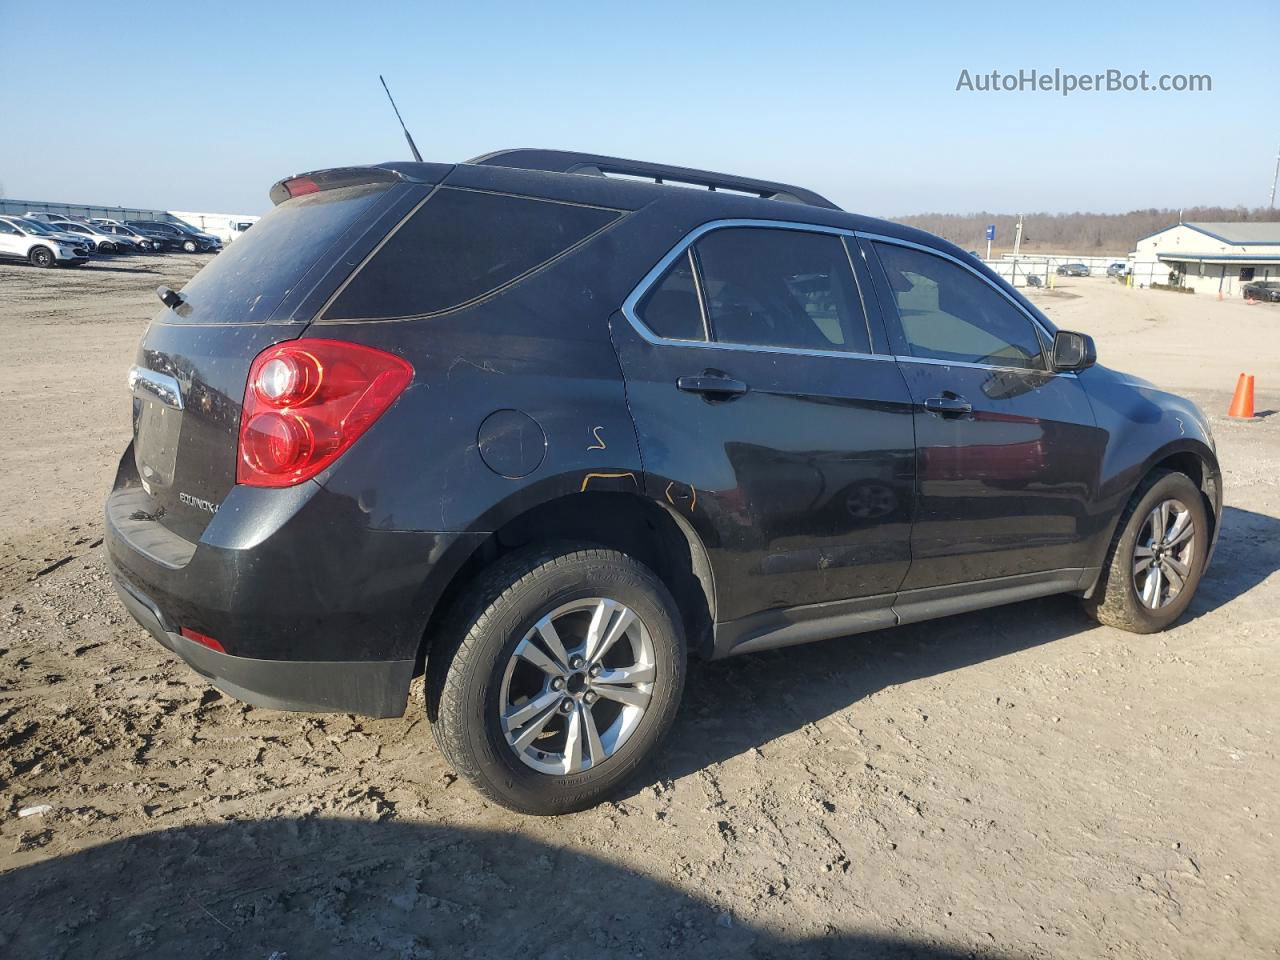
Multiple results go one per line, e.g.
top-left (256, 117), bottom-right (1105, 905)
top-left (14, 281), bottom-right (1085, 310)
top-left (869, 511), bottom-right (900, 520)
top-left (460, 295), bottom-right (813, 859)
top-left (636, 250), bottom-right (706, 341)
top-left (872, 242), bottom-right (1046, 370)
top-left (693, 228), bottom-right (872, 354)
top-left (322, 188), bottom-right (622, 320)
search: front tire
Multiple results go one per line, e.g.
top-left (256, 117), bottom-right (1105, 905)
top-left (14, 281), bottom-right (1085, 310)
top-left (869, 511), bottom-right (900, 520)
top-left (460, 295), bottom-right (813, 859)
top-left (1083, 469), bottom-right (1209, 633)
top-left (182, 239), bottom-right (197, 253)
top-left (427, 544), bottom-right (686, 815)
top-left (28, 246), bottom-right (55, 268)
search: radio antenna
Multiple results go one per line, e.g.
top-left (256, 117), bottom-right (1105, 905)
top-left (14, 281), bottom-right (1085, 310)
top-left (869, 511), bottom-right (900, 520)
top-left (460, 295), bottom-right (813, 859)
top-left (379, 75), bottom-right (423, 163)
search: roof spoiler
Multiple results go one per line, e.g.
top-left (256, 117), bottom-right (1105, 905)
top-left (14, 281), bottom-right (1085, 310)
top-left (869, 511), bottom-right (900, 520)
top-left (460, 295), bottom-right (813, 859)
top-left (268, 163), bottom-right (452, 206)
top-left (467, 148), bottom-right (841, 210)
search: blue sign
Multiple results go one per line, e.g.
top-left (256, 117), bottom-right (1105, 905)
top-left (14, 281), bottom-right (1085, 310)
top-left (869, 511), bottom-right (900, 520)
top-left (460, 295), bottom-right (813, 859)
top-left (985, 224), bottom-right (996, 242)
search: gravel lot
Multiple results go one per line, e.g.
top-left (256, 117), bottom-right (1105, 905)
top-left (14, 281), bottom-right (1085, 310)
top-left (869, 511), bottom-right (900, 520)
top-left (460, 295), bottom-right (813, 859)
top-left (1, 256), bottom-right (1277, 959)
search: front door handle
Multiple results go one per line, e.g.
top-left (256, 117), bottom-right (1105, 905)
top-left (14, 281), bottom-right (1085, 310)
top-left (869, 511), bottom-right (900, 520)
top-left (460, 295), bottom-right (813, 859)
top-left (924, 394), bottom-right (972, 416)
top-left (677, 373), bottom-right (748, 398)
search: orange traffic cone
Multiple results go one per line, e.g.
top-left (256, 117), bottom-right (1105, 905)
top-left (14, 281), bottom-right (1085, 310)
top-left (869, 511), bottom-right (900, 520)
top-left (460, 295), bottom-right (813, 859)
top-left (1228, 373), bottom-right (1255, 420)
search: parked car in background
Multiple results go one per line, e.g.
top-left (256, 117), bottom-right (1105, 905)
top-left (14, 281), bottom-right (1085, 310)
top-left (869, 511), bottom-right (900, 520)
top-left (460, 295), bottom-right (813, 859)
top-left (227, 219), bottom-right (256, 242)
top-left (99, 220), bottom-right (176, 252)
top-left (55, 220), bottom-right (139, 254)
top-left (126, 219), bottom-right (222, 253)
top-left (17, 217), bottom-right (99, 252)
top-left (24, 212), bottom-right (74, 225)
top-left (92, 221), bottom-right (164, 253)
top-left (107, 150), bottom-right (1221, 815)
top-left (1057, 262), bottom-right (1090, 277)
top-left (0, 215), bottom-right (90, 267)
top-left (1243, 280), bottom-right (1280, 303)
top-left (1106, 262), bottom-right (1129, 278)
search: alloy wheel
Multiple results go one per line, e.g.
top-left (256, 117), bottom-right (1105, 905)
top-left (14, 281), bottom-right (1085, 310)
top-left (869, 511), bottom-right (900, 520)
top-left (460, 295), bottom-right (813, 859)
top-left (1132, 498), bottom-right (1195, 609)
top-left (499, 597), bottom-right (656, 775)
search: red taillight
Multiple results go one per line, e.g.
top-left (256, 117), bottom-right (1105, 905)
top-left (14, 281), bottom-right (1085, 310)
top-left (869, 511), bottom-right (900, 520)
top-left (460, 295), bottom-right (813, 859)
top-left (282, 177), bottom-right (320, 197)
top-left (237, 339), bottom-right (413, 488)
top-left (181, 627), bottom-right (225, 653)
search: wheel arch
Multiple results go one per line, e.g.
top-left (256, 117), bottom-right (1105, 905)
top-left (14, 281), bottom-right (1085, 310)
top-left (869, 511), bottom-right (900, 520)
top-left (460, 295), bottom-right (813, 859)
top-left (414, 490), bottom-right (717, 674)
top-left (1083, 437), bottom-right (1220, 599)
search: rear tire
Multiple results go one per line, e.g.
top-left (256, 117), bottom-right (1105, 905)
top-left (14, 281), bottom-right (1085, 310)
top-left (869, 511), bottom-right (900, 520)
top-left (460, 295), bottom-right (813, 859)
top-left (1083, 470), bottom-right (1208, 633)
top-left (426, 543), bottom-right (686, 815)
top-left (28, 246), bottom-right (55, 268)
top-left (182, 239), bottom-right (197, 253)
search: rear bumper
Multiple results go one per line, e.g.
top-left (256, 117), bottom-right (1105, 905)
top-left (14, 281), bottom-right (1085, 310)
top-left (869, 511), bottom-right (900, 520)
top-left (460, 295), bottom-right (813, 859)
top-left (111, 573), bottom-right (413, 717)
top-left (105, 449), bottom-right (487, 718)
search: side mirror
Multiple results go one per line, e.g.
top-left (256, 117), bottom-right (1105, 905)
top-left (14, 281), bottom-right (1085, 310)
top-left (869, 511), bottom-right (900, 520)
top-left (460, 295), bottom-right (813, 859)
top-left (1051, 330), bottom-right (1097, 372)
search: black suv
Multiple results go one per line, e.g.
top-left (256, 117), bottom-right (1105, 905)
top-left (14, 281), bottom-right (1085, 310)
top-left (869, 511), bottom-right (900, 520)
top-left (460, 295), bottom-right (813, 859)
top-left (107, 150), bottom-right (1221, 814)
top-left (125, 219), bottom-right (222, 253)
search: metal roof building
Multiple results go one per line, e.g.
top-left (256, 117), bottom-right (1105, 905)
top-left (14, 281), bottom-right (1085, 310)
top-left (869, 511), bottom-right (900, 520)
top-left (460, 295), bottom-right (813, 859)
top-left (1131, 221), bottom-right (1280, 296)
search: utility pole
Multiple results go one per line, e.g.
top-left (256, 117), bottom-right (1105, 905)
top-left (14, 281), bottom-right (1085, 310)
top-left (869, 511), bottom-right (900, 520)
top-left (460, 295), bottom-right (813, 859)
top-left (1013, 214), bottom-right (1024, 259)
top-left (1270, 142), bottom-right (1279, 209)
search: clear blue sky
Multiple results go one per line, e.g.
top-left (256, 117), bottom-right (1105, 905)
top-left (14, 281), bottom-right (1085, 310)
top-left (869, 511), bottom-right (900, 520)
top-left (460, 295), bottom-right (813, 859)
top-left (2, 0), bottom-right (1275, 217)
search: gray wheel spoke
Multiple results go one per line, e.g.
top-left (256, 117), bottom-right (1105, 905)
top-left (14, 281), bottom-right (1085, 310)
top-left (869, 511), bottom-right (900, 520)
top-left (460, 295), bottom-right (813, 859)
top-left (510, 700), bottom-right (561, 752)
top-left (563, 704), bottom-right (584, 773)
top-left (1141, 565), bottom-right (1163, 606)
top-left (1163, 561), bottom-right (1185, 594)
top-left (581, 705), bottom-right (605, 768)
top-left (1133, 556), bottom-right (1153, 574)
top-left (503, 688), bottom-right (561, 731)
top-left (534, 617), bottom-right (571, 673)
top-left (1149, 504), bottom-right (1166, 543)
top-left (1166, 555), bottom-right (1190, 578)
top-left (594, 682), bottom-right (650, 709)
top-left (587, 603), bottom-right (636, 664)
top-left (515, 636), bottom-right (566, 678)
top-left (595, 663), bottom-right (655, 686)
top-left (1133, 544), bottom-right (1154, 558)
top-left (1167, 521), bottom-right (1194, 548)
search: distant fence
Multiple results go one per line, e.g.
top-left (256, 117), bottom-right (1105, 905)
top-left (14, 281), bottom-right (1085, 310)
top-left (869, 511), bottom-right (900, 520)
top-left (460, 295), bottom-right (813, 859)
top-left (1, 196), bottom-right (173, 223)
top-left (983, 253), bottom-right (1128, 287)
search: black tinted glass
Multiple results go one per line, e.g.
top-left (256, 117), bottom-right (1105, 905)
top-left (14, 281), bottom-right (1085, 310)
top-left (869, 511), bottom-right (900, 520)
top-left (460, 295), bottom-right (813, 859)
top-left (324, 188), bottom-right (620, 320)
top-left (694, 228), bottom-right (871, 353)
top-left (637, 250), bottom-right (705, 341)
top-left (873, 243), bottom-right (1045, 369)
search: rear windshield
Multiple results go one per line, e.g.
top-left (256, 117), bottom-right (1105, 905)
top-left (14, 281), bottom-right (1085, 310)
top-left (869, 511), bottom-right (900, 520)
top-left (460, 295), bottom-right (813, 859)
top-left (168, 183), bottom-right (393, 324)
top-left (321, 187), bottom-right (621, 320)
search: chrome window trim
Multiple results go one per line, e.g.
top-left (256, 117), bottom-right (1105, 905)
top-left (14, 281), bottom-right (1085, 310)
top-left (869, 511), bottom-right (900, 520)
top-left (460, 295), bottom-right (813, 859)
top-left (855, 230), bottom-right (1068, 373)
top-left (128, 366), bottom-right (184, 410)
top-left (620, 218), bottom-right (1072, 375)
top-left (620, 218), bottom-right (893, 362)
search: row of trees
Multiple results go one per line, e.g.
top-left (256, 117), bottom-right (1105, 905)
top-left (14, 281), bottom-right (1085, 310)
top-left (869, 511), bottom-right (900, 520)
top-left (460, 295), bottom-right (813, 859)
top-left (893, 206), bottom-right (1277, 255)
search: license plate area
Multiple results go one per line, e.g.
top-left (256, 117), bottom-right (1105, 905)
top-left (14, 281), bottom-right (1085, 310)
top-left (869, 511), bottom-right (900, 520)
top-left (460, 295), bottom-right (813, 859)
top-left (129, 367), bottom-right (184, 494)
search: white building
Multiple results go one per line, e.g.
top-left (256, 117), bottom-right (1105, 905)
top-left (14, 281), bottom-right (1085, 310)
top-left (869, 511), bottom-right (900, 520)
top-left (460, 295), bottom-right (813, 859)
top-left (169, 210), bottom-right (260, 243)
top-left (1130, 221), bottom-right (1280, 296)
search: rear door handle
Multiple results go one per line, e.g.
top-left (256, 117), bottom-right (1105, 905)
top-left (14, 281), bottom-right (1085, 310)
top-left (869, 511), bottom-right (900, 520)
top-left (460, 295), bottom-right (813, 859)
top-left (677, 374), bottom-right (748, 397)
top-left (924, 395), bottom-right (972, 416)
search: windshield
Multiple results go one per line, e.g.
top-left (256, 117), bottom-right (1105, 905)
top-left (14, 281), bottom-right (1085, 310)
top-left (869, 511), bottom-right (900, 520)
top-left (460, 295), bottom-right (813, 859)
top-left (21, 220), bottom-right (58, 235)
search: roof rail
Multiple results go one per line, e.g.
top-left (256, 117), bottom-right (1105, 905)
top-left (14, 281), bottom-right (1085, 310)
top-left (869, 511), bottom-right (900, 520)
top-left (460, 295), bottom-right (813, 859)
top-left (467, 149), bottom-right (841, 211)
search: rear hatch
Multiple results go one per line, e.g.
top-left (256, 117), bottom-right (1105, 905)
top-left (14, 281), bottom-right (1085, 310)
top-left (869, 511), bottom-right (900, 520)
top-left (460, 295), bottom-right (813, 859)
top-left (124, 167), bottom-right (443, 543)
